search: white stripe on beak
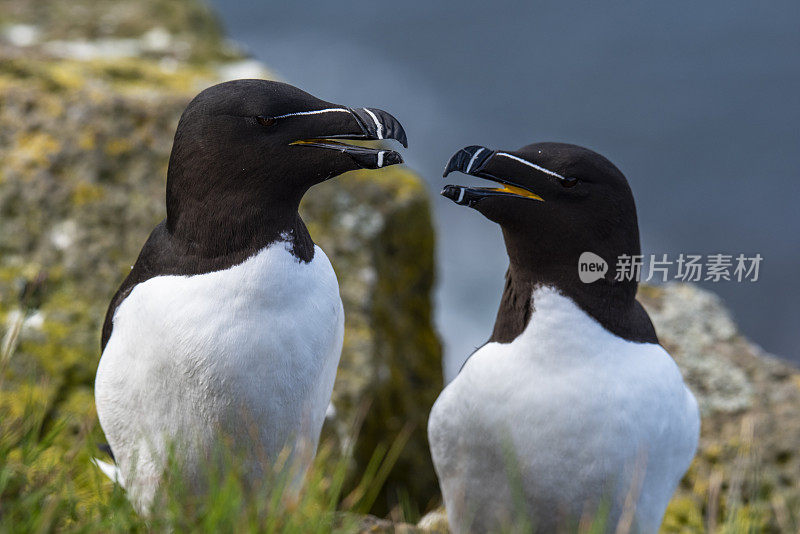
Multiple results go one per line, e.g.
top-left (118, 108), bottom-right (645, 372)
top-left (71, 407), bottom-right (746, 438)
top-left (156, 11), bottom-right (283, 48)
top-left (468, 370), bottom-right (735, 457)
top-left (377, 150), bottom-right (385, 168)
top-left (495, 152), bottom-right (568, 181)
top-left (271, 108), bottom-right (350, 119)
top-left (363, 108), bottom-right (384, 140)
top-left (465, 147), bottom-right (486, 174)
top-left (456, 187), bottom-right (465, 203)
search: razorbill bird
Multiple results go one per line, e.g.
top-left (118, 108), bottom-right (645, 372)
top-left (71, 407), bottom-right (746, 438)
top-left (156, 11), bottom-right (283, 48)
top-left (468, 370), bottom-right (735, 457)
top-left (429, 143), bottom-right (699, 533)
top-left (94, 79), bottom-right (407, 512)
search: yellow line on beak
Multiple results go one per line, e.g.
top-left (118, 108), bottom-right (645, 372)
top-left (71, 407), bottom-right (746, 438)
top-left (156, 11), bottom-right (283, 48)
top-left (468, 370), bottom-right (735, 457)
top-left (488, 184), bottom-right (544, 201)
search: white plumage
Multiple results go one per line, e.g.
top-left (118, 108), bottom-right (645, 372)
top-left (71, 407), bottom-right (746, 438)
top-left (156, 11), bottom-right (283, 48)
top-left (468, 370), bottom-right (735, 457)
top-left (95, 240), bottom-right (344, 511)
top-left (428, 286), bottom-right (699, 533)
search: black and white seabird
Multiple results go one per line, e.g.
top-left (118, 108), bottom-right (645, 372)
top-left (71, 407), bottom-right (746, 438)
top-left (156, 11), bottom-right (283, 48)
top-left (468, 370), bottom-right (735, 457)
top-left (93, 79), bottom-right (407, 511)
top-left (428, 143), bottom-right (699, 533)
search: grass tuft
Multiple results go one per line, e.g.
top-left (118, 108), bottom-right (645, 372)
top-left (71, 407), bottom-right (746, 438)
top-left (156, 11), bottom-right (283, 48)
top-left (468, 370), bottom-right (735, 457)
top-left (0, 317), bottom-right (410, 533)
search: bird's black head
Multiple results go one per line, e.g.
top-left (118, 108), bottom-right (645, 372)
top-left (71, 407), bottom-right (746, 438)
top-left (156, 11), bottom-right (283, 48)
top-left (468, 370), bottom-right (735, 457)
top-left (442, 142), bottom-right (639, 275)
top-left (165, 79), bottom-right (407, 257)
top-left (442, 142), bottom-right (657, 344)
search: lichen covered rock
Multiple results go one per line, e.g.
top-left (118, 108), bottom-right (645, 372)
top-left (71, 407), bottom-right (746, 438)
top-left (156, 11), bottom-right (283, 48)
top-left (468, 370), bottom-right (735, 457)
top-left (639, 283), bottom-right (800, 532)
top-left (305, 174), bottom-right (442, 513)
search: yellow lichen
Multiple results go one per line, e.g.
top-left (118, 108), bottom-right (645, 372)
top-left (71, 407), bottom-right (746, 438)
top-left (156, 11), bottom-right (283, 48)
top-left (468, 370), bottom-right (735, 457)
top-left (791, 374), bottom-right (800, 391)
top-left (38, 92), bottom-right (65, 117)
top-left (660, 495), bottom-right (704, 532)
top-left (47, 63), bottom-right (87, 91)
top-left (71, 181), bottom-right (105, 205)
top-left (703, 443), bottom-right (723, 463)
top-left (77, 130), bottom-right (96, 150)
top-left (104, 138), bottom-right (133, 156)
top-left (9, 131), bottom-right (61, 170)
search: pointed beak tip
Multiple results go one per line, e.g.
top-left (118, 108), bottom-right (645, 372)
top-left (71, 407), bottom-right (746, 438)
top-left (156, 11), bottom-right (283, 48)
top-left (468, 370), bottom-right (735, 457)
top-left (440, 184), bottom-right (460, 201)
top-left (443, 145), bottom-right (490, 177)
top-left (387, 151), bottom-right (403, 166)
top-left (443, 153), bottom-right (461, 178)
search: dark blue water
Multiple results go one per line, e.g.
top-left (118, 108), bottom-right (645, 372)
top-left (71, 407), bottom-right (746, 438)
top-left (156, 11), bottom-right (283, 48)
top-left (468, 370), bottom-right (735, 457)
top-left (211, 0), bottom-right (800, 376)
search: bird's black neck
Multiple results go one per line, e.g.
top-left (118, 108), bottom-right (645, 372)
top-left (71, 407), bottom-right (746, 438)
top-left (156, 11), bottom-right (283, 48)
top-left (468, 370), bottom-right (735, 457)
top-left (489, 230), bottom-right (657, 345)
top-left (167, 201), bottom-right (314, 264)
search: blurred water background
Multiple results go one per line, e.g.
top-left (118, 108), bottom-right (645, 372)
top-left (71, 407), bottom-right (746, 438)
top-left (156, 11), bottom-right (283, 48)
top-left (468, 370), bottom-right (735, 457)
top-left (211, 0), bottom-right (800, 377)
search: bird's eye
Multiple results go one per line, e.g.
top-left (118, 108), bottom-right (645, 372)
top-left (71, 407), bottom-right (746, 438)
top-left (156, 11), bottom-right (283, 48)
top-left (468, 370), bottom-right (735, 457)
top-left (256, 116), bottom-right (276, 127)
top-left (561, 176), bottom-right (578, 188)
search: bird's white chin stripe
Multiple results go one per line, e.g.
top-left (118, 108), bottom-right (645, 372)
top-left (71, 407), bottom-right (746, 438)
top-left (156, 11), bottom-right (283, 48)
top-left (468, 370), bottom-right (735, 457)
top-left (363, 108), bottom-right (384, 140)
top-left (495, 152), bottom-right (567, 181)
top-left (272, 108), bottom-right (350, 119)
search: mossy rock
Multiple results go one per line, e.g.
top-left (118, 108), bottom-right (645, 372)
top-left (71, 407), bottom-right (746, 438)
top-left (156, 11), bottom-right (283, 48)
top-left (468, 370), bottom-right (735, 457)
top-left (305, 172), bottom-right (442, 515)
top-left (640, 283), bottom-right (800, 532)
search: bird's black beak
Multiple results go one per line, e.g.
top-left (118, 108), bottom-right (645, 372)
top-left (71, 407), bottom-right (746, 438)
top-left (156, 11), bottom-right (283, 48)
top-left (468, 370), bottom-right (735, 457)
top-left (441, 145), bottom-right (544, 207)
top-left (348, 107), bottom-right (408, 148)
top-left (290, 107), bottom-right (407, 170)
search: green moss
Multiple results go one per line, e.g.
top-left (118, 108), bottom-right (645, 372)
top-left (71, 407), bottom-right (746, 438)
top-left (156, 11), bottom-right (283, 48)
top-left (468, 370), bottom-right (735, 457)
top-left (363, 179), bottom-right (442, 515)
top-left (300, 166), bottom-right (443, 517)
top-left (661, 496), bottom-right (704, 533)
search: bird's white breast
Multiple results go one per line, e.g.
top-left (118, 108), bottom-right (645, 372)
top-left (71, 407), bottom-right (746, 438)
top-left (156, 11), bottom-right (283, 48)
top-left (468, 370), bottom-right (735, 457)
top-left (95, 240), bottom-right (344, 510)
top-left (428, 286), bottom-right (699, 533)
